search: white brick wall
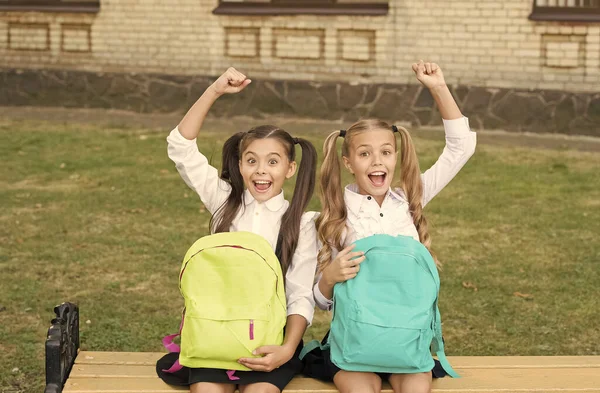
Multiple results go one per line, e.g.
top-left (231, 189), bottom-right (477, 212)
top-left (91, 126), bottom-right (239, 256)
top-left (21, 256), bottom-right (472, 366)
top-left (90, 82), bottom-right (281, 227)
top-left (0, 0), bottom-right (599, 92)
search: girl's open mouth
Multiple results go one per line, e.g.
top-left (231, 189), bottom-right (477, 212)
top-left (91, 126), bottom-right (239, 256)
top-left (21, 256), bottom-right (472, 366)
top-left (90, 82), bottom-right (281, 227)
top-left (253, 180), bottom-right (272, 193)
top-left (368, 172), bottom-right (386, 187)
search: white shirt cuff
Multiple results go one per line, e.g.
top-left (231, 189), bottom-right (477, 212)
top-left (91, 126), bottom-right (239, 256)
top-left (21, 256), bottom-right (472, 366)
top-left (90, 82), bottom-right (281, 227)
top-left (313, 282), bottom-right (333, 311)
top-left (442, 116), bottom-right (472, 137)
top-left (287, 302), bottom-right (315, 327)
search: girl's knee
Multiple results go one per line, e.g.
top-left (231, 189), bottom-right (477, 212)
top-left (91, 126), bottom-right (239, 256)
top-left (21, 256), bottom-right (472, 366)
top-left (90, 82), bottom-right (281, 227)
top-left (338, 385), bottom-right (380, 393)
top-left (190, 382), bottom-right (236, 393)
top-left (334, 371), bottom-right (382, 393)
top-left (238, 382), bottom-right (280, 393)
top-left (389, 372), bottom-right (432, 393)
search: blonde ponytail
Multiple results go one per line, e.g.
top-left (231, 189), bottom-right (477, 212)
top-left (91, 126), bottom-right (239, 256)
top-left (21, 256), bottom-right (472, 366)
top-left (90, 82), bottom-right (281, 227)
top-left (315, 130), bottom-right (347, 272)
top-left (397, 126), bottom-right (440, 268)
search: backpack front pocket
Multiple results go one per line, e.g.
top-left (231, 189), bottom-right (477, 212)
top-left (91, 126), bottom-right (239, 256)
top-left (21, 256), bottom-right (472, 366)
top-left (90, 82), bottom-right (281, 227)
top-left (340, 317), bottom-right (433, 372)
top-left (180, 312), bottom-right (273, 363)
top-left (332, 303), bottom-right (435, 373)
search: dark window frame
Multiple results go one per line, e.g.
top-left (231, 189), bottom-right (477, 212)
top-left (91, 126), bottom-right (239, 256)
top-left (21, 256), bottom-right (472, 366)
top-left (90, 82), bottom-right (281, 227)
top-left (529, 0), bottom-right (600, 22)
top-left (0, 0), bottom-right (100, 13)
top-left (213, 0), bottom-right (389, 16)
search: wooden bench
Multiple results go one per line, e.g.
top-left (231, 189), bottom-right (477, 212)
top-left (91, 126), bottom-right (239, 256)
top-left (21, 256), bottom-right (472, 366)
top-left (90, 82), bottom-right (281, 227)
top-left (46, 303), bottom-right (600, 393)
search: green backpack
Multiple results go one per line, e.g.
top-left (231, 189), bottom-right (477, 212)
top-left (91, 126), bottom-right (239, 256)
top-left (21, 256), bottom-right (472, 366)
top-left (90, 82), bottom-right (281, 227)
top-left (301, 234), bottom-right (459, 377)
top-left (162, 231), bottom-right (287, 372)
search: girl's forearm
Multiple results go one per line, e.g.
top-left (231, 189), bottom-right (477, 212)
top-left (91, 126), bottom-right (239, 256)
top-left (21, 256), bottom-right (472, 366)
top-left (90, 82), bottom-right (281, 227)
top-left (177, 86), bottom-right (221, 140)
top-left (430, 84), bottom-right (462, 120)
top-left (282, 314), bottom-right (308, 350)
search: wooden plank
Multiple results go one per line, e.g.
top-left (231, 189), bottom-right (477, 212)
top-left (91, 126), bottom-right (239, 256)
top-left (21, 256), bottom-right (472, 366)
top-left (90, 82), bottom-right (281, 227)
top-left (76, 352), bottom-right (600, 369)
top-left (69, 359), bottom-right (600, 380)
top-left (444, 355), bottom-right (600, 368)
top-left (70, 365), bottom-right (314, 379)
top-left (64, 377), bottom-right (186, 393)
top-left (76, 352), bottom-right (163, 365)
top-left (63, 367), bottom-right (600, 393)
top-left (70, 364), bottom-right (157, 378)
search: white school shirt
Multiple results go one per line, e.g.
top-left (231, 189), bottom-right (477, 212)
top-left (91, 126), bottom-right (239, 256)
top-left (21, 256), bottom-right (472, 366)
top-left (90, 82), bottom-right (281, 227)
top-left (167, 127), bottom-right (318, 325)
top-left (314, 117), bottom-right (477, 310)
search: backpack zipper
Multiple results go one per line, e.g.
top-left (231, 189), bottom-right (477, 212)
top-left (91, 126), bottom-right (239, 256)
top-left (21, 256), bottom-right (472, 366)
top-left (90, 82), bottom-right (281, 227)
top-left (182, 245), bottom-right (281, 293)
top-left (249, 319), bottom-right (254, 340)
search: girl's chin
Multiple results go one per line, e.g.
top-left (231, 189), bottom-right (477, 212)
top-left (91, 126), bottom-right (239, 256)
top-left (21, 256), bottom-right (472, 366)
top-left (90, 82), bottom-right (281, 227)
top-left (247, 185), bottom-right (280, 202)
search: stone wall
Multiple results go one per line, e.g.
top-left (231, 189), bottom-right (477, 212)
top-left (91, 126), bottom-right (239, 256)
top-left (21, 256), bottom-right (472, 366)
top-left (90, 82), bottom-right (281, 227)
top-left (3, 68), bottom-right (598, 136)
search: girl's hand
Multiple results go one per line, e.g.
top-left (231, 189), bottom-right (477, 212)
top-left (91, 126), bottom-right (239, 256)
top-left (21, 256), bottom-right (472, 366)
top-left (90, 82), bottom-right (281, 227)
top-left (238, 344), bottom-right (295, 372)
top-left (322, 244), bottom-right (365, 285)
top-left (210, 67), bottom-right (251, 96)
top-left (412, 60), bottom-right (446, 90)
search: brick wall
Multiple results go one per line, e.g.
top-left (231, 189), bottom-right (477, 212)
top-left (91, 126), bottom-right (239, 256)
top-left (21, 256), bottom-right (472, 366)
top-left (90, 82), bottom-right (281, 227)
top-left (1, 0), bottom-right (599, 90)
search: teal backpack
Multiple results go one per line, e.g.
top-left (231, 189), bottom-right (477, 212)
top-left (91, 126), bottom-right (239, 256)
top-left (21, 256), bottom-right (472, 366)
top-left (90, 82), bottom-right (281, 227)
top-left (301, 234), bottom-right (459, 377)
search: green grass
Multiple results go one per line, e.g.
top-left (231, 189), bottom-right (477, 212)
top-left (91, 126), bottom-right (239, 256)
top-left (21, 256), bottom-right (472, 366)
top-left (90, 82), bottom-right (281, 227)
top-left (1, 119), bottom-right (599, 393)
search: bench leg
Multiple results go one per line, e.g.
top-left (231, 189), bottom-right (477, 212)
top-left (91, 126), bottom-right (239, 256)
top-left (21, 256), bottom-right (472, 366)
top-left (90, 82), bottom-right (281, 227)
top-left (45, 302), bottom-right (80, 393)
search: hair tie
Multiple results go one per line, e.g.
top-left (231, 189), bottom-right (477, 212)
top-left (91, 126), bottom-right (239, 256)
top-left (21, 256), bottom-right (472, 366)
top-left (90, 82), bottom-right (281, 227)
top-left (292, 137), bottom-right (300, 145)
top-left (339, 130), bottom-right (346, 138)
top-left (391, 125), bottom-right (399, 133)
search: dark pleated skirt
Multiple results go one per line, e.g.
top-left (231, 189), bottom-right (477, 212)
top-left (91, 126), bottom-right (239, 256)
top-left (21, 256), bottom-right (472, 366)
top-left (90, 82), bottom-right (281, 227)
top-left (156, 340), bottom-right (303, 391)
top-left (301, 331), bottom-right (448, 382)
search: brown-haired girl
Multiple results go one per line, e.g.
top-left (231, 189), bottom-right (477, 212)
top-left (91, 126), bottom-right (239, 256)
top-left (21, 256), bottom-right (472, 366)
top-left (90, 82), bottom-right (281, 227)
top-left (305, 61), bottom-right (477, 393)
top-left (156, 68), bottom-right (319, 393)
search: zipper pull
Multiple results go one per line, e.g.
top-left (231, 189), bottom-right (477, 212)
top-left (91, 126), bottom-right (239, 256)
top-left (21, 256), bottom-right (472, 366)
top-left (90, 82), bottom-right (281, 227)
top-left (249, 319), bottom-right (254, 340)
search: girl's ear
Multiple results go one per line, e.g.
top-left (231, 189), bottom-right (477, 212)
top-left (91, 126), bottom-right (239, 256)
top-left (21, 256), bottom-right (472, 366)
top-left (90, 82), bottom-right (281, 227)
top-left (286, 161), bottom-right (297, 179)
top-left (342, 156), bottom-right (354, 175)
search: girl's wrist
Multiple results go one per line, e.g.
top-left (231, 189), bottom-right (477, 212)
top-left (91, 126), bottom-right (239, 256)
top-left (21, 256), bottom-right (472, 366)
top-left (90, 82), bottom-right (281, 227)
top-left (322, 269), bottom-right (336, 287)
top-left (282, 342), bottom-right (296, 353)
top-left (206, 84), bottom-right (223, 99)
top-left (428, 83), bottom-right (448, 94)
top-left (429, 82), bottom-right (448, 92)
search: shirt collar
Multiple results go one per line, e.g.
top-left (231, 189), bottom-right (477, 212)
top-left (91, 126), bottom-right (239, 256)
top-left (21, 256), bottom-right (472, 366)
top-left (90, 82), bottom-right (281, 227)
top-left (344, 184), bottom-right (404, 214)
top-left (388, 188), bottom-right (405, 202)
top-left (243, 189), bottom-right (286, 212)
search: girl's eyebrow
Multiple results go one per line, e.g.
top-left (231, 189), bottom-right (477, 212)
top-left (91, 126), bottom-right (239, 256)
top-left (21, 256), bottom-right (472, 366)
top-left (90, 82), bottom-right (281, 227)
top-left (244, 151), bottom-right (282, 158)
top-left (356, 143), bottom-right (393, 149)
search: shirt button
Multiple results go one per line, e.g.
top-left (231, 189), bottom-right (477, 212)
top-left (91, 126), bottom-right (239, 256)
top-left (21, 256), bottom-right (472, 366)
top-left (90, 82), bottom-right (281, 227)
top-left (380, 213), bottom-right (384, 217)
top-left (367, 196), bottom-right (372, 200)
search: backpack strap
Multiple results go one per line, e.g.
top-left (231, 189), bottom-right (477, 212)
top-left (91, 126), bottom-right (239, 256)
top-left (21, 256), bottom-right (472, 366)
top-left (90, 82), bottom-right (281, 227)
top-left (299, 339), bottom-right (323, 360)
top-left (300, 301), bottom-right (335, 360)
top-left (161, 309), bottom-right (185, 373)
top-left (161, 357), bottom-right (183, 373)
top-left (421, 250), bottom-right (459, 378)
top-left (162, 333), bottom-right (181, 353)
top-left (299, 330), bottom-right (332, 360)
top-left (431, 300), bottom-right (460, 378)
top-left (161, 334), bottom-right (184, 373)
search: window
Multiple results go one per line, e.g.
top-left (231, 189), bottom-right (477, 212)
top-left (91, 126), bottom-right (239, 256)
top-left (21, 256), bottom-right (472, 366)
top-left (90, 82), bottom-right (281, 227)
top-left (213, 0), bottom-right (389, 16)
top-left (0, 0), bottom-right (100, 13)
top-left (529, 0), bottom-right (600, 22)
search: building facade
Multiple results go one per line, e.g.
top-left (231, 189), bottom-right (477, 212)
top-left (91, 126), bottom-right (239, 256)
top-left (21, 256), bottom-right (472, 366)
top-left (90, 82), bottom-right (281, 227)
top-left (1, 0), bottom-right (599, 135)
